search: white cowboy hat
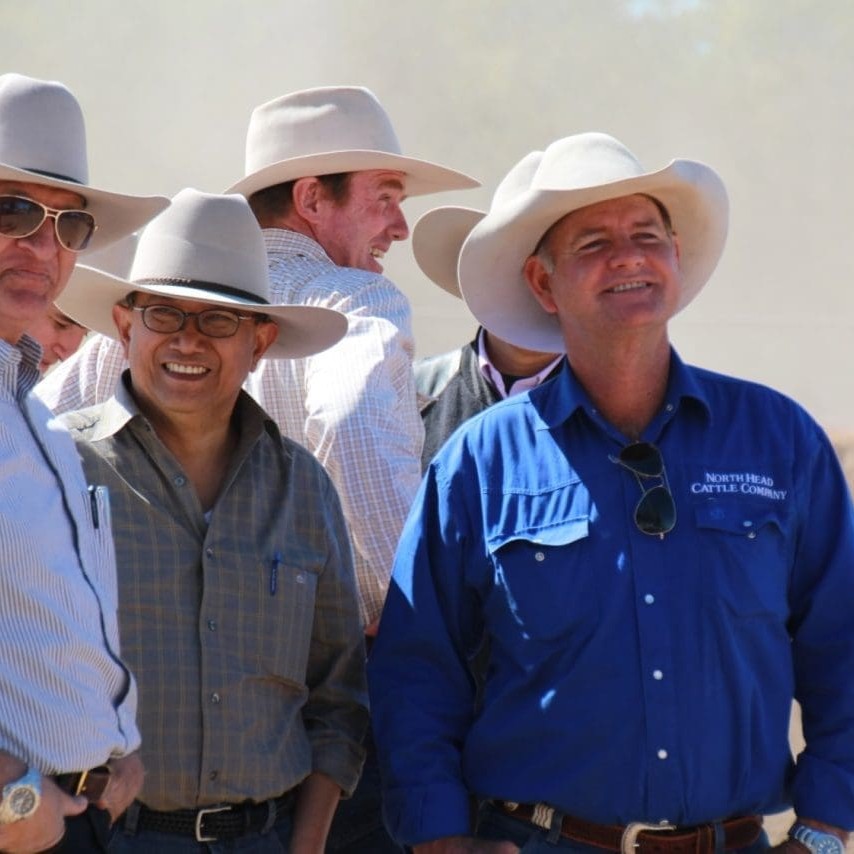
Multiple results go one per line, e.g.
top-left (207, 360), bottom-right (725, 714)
top-left (226, 85), bottom-right (480, 198)
top-left (57, 188), bottom-right (347, 359)
top-left (457, 133), bottom-right (729, 353)
top-left (0, 73), bottom-right (169, 251)
top-left (412, 151), bottom-right (544, 298)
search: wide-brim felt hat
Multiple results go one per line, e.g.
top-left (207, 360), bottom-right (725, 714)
top-left (58, 188), bottom-right (347, 359)
top-left (226, 85), bottom-right (480, 198)
top-left (0, 73), bottom-right (169, 251)
top-left (412, 151), bottom-right (544, 298)
top-left (457, 133), bottom-right (729, 353)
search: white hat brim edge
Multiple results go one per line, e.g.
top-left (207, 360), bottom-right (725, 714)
top-left (57, 267), bottom-right (347, 360)
top-left (457, 159), bottom-right (729, 354)
top-left (412, 207), bottom-right (485, 298)
top-left (225, 150), bottom-right (480, 198)
top-left (0, 163), bottom-right (169, 253)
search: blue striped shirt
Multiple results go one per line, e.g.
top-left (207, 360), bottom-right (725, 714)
top-left (0, 335), bottom-right (138, 773)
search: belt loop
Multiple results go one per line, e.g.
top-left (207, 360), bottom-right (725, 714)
top-left (260, 798), bottom-right (277, 834)
top-left (547, 809), bottom-right (565, 845)
top-left (122, 801), bottom-right (141, 836)
top-left (713, 822), bottom-right (725, 854)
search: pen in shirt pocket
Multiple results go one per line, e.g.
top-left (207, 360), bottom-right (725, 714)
top-left (88, 484), bottom-right (99, 529)
top-left (270, 551), bottom-right (282, 596)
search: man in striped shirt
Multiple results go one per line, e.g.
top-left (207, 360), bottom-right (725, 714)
top-left (0, 74), bottom-right (166, 853)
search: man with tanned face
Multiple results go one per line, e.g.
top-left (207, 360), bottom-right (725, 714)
top-left (0, 73), bottom-right (166, 854)
top-left (369, 134), bottom-right (854, 854)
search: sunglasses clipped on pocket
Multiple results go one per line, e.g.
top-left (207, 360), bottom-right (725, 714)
top-left (0, 194), bottom-right (96, 251)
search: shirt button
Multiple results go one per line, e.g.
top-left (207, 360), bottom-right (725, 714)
top-left (174, 475), bottom-right (186, 486)
top-left (210, 693), bottom-right (221, 704)
top-left (644, 594), bottom-right (655, 605)
top-left (534, 552), bottom-right (545, 562)
top-left (747, 531), bottom-right (757, 540)
top-left (295, 573), bottom-right (306, 584)
top-left (207, 620), bottom-right (217, 631)
top-left (657, 749), bottom-right (668, 760)
top-left (665, 403), bottom-right (674, 412)
top-left (209, 770), bottom-right (218, 781)
top-left (205, 547), bottom-right (214, 558)
top-left (652, 669), bottom-right (664, 680)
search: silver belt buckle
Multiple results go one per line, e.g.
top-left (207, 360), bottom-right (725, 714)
top-left (621, 821), bottom-right (676, 854)
top-left (195, 805), bottom-right (231, 842)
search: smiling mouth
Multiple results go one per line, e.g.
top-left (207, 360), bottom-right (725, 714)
top-left (369, 247), bottom-right (385, 260)
top-left (608, 280), bottom-right (650, 294)
top-left (164, 362), bottom-right (208, 376)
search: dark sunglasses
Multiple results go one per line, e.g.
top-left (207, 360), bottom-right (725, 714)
top-left (611, 441), bottom-right (676, 537)
top-left (0, 195), bottom-right (97, 252)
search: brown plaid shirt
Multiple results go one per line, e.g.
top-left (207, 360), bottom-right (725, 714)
top-left (62, 378), bottom-right (368, 811)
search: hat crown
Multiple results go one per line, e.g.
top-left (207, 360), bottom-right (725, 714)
top-left (490, 150), bottom-right (543, 208)
top-left (0, 73), bottom-right (88, 184)
top-left (245, 86), bottom-right (403, 176)
top-left (131, 189), bottom-right (271, 302)
top-left (532, 133), bottom-right (645, 193)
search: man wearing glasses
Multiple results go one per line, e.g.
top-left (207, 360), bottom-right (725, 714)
top-left (0, 74), bottom-right (166, 853)
top-left (58, 189), bottom-right (367, 852)
top-left (368, 135), bottom-right (854, 853)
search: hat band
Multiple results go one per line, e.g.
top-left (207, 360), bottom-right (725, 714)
top-left (134, 278), bottom-right (271, 305)
top-left (24, 167), bottom-right (82, 184)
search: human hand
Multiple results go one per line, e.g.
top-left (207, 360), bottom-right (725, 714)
top-left (413, 836), bottom-right (520, 854)
top-left (0, 776), bottom-right (86, 854)
top-left (95, 752), bottom-right (144, 823)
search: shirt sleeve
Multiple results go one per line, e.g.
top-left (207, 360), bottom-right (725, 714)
top-left (302, 468), bottom-right (370, 796)
top-left (368, 455), bottom-right (482, 846)
top-left (34, 334), bottom-right (127, 414)
top-left (789, 425), bottom-right (854, 828)
top-left (251, 274), bottom-right (424, 627)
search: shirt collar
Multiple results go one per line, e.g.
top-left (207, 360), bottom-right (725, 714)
top-left (533, 348), bottom-right (711, 431)
top-left (86, 371), bottom-right (280, 450)
top-left (0, 334), bottom-right (44, 401)
top-left (476, 327), bottom-right (564, 399)
top-left (262, 227), bottom-right (332, 263)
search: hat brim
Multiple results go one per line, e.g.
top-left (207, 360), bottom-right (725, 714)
top-left (0, 163), bottom-right (169, 253)
top-left (457, 159), bottom-right (728, 354)
top-left (225, 150), bottom-right (479, 198)
top-left (412, 206), bottom-right (484, 298)
top-left (57, 267), bottom-right (347, 360)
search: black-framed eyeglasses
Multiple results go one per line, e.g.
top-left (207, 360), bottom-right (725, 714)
top-left (611, 441), bottom-right (676, 537)
top-left (132, 304), bottom-right (262, 338)
top-left (0, 195), bottom-right (97, 252)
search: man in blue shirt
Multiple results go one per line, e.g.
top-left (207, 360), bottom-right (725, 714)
top-left (368, 133), bottom-right (854, 854)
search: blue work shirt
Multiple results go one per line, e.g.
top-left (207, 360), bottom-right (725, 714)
top-left (368, 351), bottom-right (854, 847)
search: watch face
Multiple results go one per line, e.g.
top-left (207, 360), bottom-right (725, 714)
top-left (814, 837), bottom-right (844, 854)
top-left (8, 786), bottom-right (36, 816)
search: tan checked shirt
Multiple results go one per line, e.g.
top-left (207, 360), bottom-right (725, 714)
top-left (61, 379), bottom-right (368, 811)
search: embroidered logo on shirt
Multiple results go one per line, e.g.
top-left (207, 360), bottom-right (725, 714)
top-left (689, 471), bottom-right (787, 500)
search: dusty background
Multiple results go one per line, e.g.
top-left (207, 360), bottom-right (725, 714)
top-left (5, 0), bottom-right (853, 841)
top-left (6, 0), bottom-right (854, 431)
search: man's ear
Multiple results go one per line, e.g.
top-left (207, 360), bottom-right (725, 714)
top-left (249, 320), bottom-right (279, 371)
top-left (291, 177), bottom-right (323, 224)
top-left (523, 255), bottom-right (559, 315)
top-left (112, 303), bottom-right (134, 357)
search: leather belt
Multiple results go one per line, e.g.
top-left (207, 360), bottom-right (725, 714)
top-left (53, 765), bottom-right (111, 802)
top-left (131, 791), bottom-right (295, 843)
top-left (498, 803), bottom-right (763, 854)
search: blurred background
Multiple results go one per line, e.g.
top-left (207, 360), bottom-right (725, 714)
top-left (5, 0), bottom-right (852, 429)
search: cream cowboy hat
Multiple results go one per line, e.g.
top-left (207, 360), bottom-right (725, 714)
top-left (457, 133), bottom-right (729, 353)
top-left (226, 85), bottom-right (480, 197)
top-left (57, 188), bottom-right (347, 359)
top-left (0, 73), bottom-right (169, 251)
top-left (412, 151), bottom-right (544, 298)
